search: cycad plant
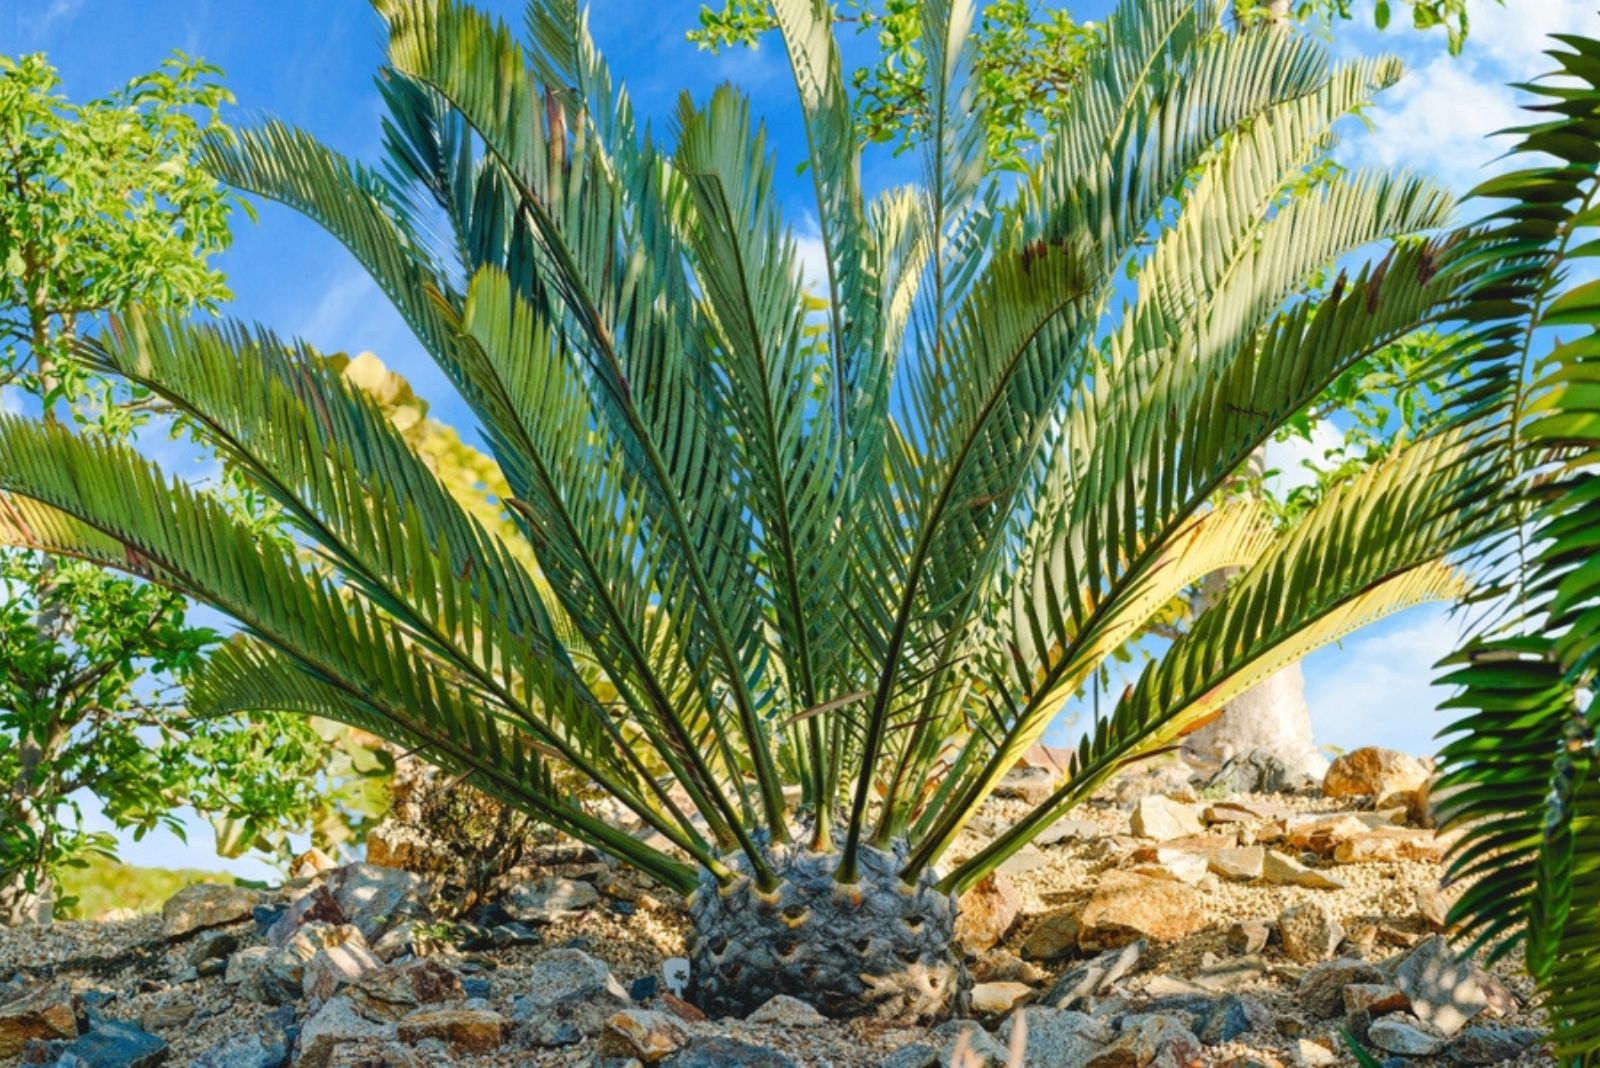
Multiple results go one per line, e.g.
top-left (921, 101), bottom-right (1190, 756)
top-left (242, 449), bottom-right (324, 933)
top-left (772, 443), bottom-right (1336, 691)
top-left (1426, 32), bottom-right (1600, 1064)
top-left (0, 0), bottom-right (1490, 1020)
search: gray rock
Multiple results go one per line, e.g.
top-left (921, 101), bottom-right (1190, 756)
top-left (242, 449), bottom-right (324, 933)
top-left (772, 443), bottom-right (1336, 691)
top-left (745, 994), bottom-right (826, 1027)
top-left (1207, 748), bottom-right (1314, 794)
top-left (1036, 819), bottom-right (1099, 847)
top-left (321, 863), bottom-right (430, 944)
top-left (509, 948), bottom-right (629, 1046)
top-left (1297, 958), bottom-right (1384, 1018)
top-left (190, 1030), bottom-right (292, 1068)
top-left (55, 1020), bottom-right (167, 1068)
top-left (1390, 936), bottom-right (1488, 1037)
top-left (999, 1007), bottom-right (1108, 1068)
top-left (189, 930), bottom-right (241, 966)
top-left (295, 994), bottom-right (396, 1068)
top-left (1197, 993), bottom-right (1272, 1044)
top-left (265, 886), bottom-right (346, 948)
top-left (1087, 1014), bottom-right (1203, 1068)
top-left (160, 883), bottom-right (262, 939)
top-left (880, 1042), bottom-right (938, 1068)
top-left (502, 877), bottom-right (600, 925)
top-left (928, 1020), bottom-right (1011, 1067)
top-left (225, 946), bottom-right (273, 986)
top-left (1043, 942), bottom-right (1146, 1010)
top-left (665, 1037), bottom-right (800, 1067)
top-left (1368, 1014), bottom-right (1447, 1057)
top-left (1446, 1026), bottom-right (1542, 1065)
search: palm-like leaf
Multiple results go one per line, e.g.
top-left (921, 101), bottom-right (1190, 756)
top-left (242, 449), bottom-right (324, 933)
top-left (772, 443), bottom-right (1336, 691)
top-left (1426, 33), bottom-right (1600, 1063)
top-left (0, 0), bottom-right (1484, 917)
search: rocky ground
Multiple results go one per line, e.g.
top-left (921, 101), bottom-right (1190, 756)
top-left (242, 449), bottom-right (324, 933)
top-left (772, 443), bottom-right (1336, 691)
top-left (0, 747), bottom-right (1555, 1067)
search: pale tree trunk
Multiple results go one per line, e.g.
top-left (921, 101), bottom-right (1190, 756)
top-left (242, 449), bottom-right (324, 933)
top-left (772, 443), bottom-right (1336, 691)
top-left (1182, 446), bottom-right (1329, 784)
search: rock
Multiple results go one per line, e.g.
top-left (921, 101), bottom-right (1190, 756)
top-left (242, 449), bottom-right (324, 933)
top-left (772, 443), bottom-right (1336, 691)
top-left (1470, 965), bottom-right (1517, 1018)
top-left (1446, 1026), bottom-right (1542, 1065)
top-left (0, 983), bottom-right (80, 1057)
top-left (295, 995), bottom-right (396, 1068)
top-left (955, 872), bottom-right (1022, 954)
top-left (1226, 919), bottom-right (1272, 955)
top-left (139, 999), bottom-right (195, 1032)
top-left (997, 846), bottom-right (1049, 877)
top-left (318, 1040), bottom-right (420, 1067)
top-left (665, 1037), bottom-right (800, 1067)
top-left (55, 1020), bottom-right (167, 1068)
top-left (971, 949), bottom-right (1048, 985)
top-left (349, 959), bottom-right (465, 1022)
top-left (190, 1029), bottom-right (292, 1068)
top-left (369, 922), bottom-right (425, 962)
top-left (303, 937), bottom-right (382, 1002)
top-left (1192, 955), bottom-right (1271, 993)
top-left (994, 766), bottom-right (1057, 804)
top-left (1131, 796), bottom-right (1205, 841)
top-left (160, 883), bottom-right (262, 938)
top-left (1293, 1038), bottom-right (1337, 1067)
top-left (189, 929), bottom-right (241, 967)
top-left (396, 1008), bottom-right (505, 1053)
top-left (247, 922), bottom-right (367, 1006)
top-left (880, 1042), bottom-right (940, 1068)
top-left (923, 1020), bottom-right (1011, 1067)
top-left (1198, 994), bottom-right (1272, 1044)
top-left (1208, 847), bottom-right (1265, 883)
top-left (1206, 749), bottom-right (1312, 794)
top-left (1278, 901), bottom-right (1344, 964)
top-left (1297, 959), bottom-right (1383, 1018)
top-left (1086, 1013), bottom-right (1204, 1068)
top-left (1368, 1014), bottom-right (1447, 1056)
top-left (745, 995), bottom-right (826, 1027)
top-left (501, 876), bottom-right (600, 925)
top-left (1043, 942), bottom-right (1146, 1010)
top-left (1414, 885), bottom-right (1455, 931)
top-left (1389, 936), bottom-right (1487, 1037)
top-left (999, 1008), bottom-right (1108, 1068)
top-left (1323, 748), bottom-right (1429, 800)
top-left (1262, 851), bottom-right (1346, 891)
top-left (1332, 829), bottom-right (1444, 864)
top-left (1020, 907), bottom-right (1082, 962)
top-left (1036, 818), bottom-right (1099, 847)
top-left (291, 849), bottom-right (337, 880)
top-left (660, 993), bottom-right (706, 1023)
top-left (1344, 983), bottom-right (1409, 1018)
top-left (321, 863), bottom-right (430, 944)
top-left (971, 982), bottom-right (1034, 1015)
top-left (597, 1008), bottom-right (689, 1062)
top-left (509, 948), bottom-right (630, 1046)
top-left (226, 946), bottom-right (274, 986)
top-left (266, 886), bottom-right (346, 947)
top-left (1128, 849), bottom-right (1210, 885)
top-left (1079, 872), bottom-right (1205, 951)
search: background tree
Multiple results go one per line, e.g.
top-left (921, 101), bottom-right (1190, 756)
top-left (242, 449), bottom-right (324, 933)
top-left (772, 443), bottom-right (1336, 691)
top-left (0, 51), bottom-right (388, 925)
top-left (692, 0), bottom-right (1482, 782)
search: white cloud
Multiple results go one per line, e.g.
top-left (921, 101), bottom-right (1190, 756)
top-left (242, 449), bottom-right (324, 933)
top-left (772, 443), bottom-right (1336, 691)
top-left (1344, 0), bottom-right (1600, 193)
top-left (1301, 606), bottom-right (1470, 758)
top-left (1264, 420), bottom-right (1347, 497)
top-left (793, 222), bottom-right (830, 296)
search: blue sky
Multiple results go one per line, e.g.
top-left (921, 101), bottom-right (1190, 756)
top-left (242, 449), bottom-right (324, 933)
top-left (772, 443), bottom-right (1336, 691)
top-left (5, 0), bottom-right (1597, 879)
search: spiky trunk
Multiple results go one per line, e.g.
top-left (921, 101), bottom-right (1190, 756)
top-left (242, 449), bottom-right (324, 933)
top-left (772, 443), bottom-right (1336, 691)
top-left (688, 839), bottom-right (967, 1022)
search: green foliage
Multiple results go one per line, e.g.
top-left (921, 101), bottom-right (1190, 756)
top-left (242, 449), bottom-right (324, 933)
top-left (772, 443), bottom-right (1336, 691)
top-left (1423, 32), bottom-right (1600, 1065)
top-left (0, 50), bottom-right (387, 923)
top-left (690, 0), bottom-right (1481, 168)
top-left (0, 0), bottom-right (1490, 911)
